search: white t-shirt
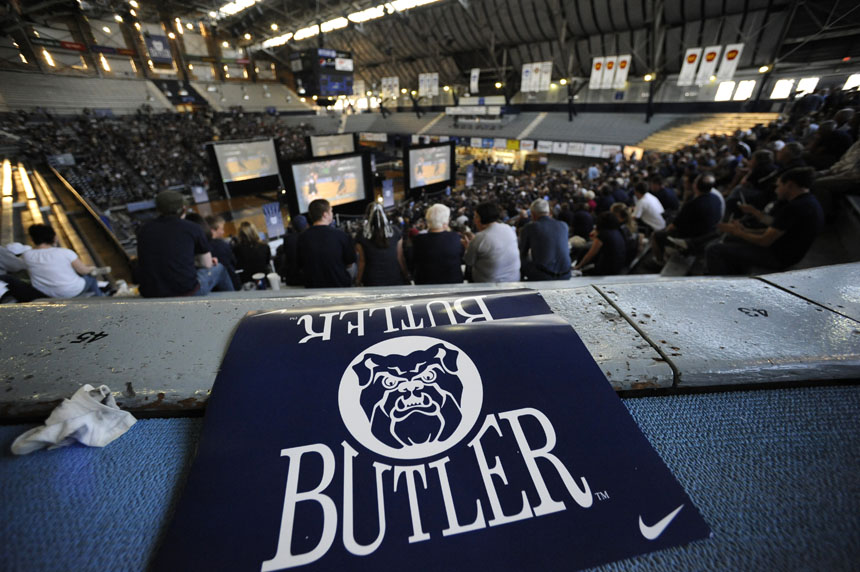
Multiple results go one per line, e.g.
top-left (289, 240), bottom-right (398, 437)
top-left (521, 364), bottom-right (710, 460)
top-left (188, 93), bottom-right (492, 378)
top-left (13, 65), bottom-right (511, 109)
top-left (633, 192), bottom-right (666, 231)
top-left (464, 222), bottom-right (521, 283)
top-left (23, 247), bottom-right (86, 298)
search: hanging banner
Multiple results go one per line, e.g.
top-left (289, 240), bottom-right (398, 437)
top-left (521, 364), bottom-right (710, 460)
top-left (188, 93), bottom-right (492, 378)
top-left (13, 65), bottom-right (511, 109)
top-left (262, 202), bottom-right (285, 239)
top-left (494, 138), bottom-right (507, 149)
top-left (589, 57), bottom-right (605, 90)
top-left (716, 43), bottom-right (743, 81)
top-left (470, 68), bottom-right (480, 94)
top-left (152, 291), bottom-right (710, 571)
top-left (600, 56), bottom-right (618, 89)
top-left (382, 179), bottom-right (395, 208)
top-left (531, 62), bottom-right (543, 92)
top-left (539, 61), bottom-right (553, 92)
top-left (612, 54), bottom-right (632, 89)
top-left (145, 34), bottom-right (173, 63)
top-left (695, 45), bottom-right (722, 85)
top-left (521, 64), bottom-right (533, 93)
top-left (470, 137), bottom-right (483, 148)
top-left (677, 48), bottom-right (702, 86)
top-left (519, 140), bottom-right (535, 151)
top-left (552, 141), bottom-right (568, 154)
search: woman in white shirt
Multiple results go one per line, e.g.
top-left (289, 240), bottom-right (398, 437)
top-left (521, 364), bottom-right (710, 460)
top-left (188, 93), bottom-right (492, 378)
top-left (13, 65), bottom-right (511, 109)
top-left (22, 224), bottom-right (103, 298)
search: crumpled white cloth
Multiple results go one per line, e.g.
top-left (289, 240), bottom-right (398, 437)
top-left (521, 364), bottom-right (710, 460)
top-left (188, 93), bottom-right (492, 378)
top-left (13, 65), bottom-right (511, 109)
top-left (11, 384), bottom-right (136, 455)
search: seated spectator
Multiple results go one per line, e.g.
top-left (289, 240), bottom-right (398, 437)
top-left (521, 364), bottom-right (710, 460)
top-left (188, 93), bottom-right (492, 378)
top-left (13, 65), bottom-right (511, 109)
top-left (297, 199), bottom-right (355, 288)
top-left (355, 203), bottom-right (407, 286)
top-left (812, 129), bottom-right (860, 218)
top-left (706, 168), bottom-right (824, 275)
top-left (632, 182), bottom-right (666, 233)
top-left (571, 201), bottom-right (594, 239)
top-left (274, 215), bottom-right (308, 287)
top-left (725, 149), bottom-right (778, 217)
top-left (412, 204), bottom-right (464, 285)
top-left (22, 224), bottom-right (104, 298)
top-left (804, 120), bottom-right (852, 170)
top-left (1, 244), bottom-right (45, 303)
top-left (204, 215), bottom-right (241, 290)
top-left (463, 201), bottom-right (520, 283)
top-left (574, 212), bottom-right (627, 276)
top-left (233, 221), bottom-right (271, 283)
top-left (649, 175), bottom-right (680, 214)
top-left (519, 198), bottom-right (571, 281)
top-left (136, 190), bottom-right (234, 297)
top-left (610, 202), bottom-right (640, 265)
top-left (652, 175), bottom-right (723, 263)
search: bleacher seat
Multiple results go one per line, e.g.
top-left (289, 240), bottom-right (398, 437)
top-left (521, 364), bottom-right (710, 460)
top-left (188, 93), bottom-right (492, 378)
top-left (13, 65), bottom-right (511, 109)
top-left (191, 81), bottom-right (312, 113)
top-left (0, 71), bottom-right (172, 115)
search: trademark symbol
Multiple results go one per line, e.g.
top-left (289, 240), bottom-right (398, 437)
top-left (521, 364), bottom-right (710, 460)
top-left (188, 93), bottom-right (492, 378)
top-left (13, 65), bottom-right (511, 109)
top-left (595, 491), bottom-right (610, 501)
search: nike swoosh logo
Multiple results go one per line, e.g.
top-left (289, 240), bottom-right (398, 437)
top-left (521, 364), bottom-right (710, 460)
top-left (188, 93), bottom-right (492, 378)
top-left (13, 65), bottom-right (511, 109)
top-left (639, 504), bottom-right (684, 540)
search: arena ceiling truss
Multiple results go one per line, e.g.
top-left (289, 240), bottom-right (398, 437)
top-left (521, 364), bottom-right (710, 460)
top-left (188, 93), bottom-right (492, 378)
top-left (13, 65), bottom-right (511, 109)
top-left (4, 0), bottom-right (860, 93)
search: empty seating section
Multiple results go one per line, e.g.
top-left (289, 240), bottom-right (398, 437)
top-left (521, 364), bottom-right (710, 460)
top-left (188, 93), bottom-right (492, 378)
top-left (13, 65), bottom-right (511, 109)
top-left (638, 112), bottom-right (780, 152)
top-left (342, 113), bottom-right (379, 133)
top-left (1, 159), bottom-right (13, 245)
top-left (190, 81), bottom-right (312, 113)
top-left (525, 112), bottom-right (687, 146)
top-left (0, 71), bottom-right (172, 115)
top-left (425, 111), bottom-right (542, 139)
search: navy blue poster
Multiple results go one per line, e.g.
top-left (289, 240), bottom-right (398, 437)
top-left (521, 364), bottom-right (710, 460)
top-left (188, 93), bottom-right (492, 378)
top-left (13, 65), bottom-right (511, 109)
top-left (145, 34), bottom-right (173, 64)
top-left (153, 291), bottom-right (709, 571)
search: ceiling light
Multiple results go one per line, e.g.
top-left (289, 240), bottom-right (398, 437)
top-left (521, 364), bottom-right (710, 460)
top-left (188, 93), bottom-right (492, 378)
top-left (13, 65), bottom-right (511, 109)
top-left (270, 23), bottom-right (278, 30)
top-left (168, 32), bottom-right (176, 39)
top-left (443, 85), bottom-right (450, 91)
top-left (400, 88), bottom-right (407, 94)
top-left (758, 65), bottom-right (770, 74)
top-left (102, 26), bottom-right (111, 34)
top-left (222, 41), bottom-right (229, 48)
top-left (494, 82), bottom-right (502, 88)
top-left (559, 78), bottom-right (567, 85)
top-left (114, 14), bottom-right (123, 22)
top-left (129, 0), bottom-right (139, 7)
top-left (244, 33), bottom-right (251, 40)
top-left (186, 23), bottom-right (194, 30)
top-left (644, 73), bottom-right (654, 82)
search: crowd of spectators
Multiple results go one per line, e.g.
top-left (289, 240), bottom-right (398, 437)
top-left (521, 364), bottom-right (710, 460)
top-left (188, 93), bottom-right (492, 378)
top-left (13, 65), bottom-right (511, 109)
top-left (3, 88), bottom-right (859, 299)
top-left (0, 107), bottom-right (313, 210)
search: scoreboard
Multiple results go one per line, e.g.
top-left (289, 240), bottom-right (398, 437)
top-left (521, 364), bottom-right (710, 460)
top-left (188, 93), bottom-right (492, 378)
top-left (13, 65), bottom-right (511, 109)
top-left (290, 48), bottom-right (354, 98)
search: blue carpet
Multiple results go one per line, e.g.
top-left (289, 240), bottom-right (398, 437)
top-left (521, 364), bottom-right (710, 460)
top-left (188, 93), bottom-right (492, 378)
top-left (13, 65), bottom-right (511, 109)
top-left (1, 385), bottom-right (858, 571)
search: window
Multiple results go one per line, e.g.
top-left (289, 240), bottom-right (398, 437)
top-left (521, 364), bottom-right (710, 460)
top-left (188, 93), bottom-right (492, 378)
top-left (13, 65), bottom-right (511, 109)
top-left (770, 78), bottom-right (795, 99)
top-left (733, 80), bottom-right (756, 101)
top-left (843, 74), bottom-right (860, 91)
top-left (796, 77), bottom-right (819, 96)
top-left (714, 81), bottom-right (735, 101)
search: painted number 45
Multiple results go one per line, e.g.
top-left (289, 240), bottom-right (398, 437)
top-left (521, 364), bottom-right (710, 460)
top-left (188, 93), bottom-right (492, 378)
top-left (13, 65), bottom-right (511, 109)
top-left (71, 331), bottom-right (109, 344)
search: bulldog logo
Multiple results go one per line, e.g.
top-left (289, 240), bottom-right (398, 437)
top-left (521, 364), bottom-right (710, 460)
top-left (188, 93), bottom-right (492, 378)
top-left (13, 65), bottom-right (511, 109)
top-left (339, 336), bottom-right (483, 460)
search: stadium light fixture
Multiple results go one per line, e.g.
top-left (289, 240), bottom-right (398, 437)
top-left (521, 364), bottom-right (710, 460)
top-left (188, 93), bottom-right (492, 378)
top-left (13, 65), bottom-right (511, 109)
top-left (366, 90), bottom-right (372, 96)
top-left (129, 9), bottom-right (136, 16)
top-left (312, 95), bottom-right (318, 100)
top-left (129, 0), bottom-right (138, 7)
top-left (222, 41), bottom-right (230, 48)
top-left (209, 11), bottom-right (217, 18)
top-left (244, 33), bottom-right (252, 40)
top-left (19, 53), bottom-right (27, 64)
top-left (400, 88), bottom-right (407, 94)
top-left (443, 85), bottom-right (449, 91)
top-left (644, 73), bottom-right (654, 82)
top-left (134, 22), bottom-right (141, 30)
top-left (559, 78), bottom-right (567, 85)
top-left (188, 64), bottom-right (194, 70)
top-left (186, 23), bottom-right (194, 30)
top-left (42, 49), bottom-right (55, 67)
top-left (103, 26), bottom-right (111, 34)
top-left (550, 82), bottom-right (557, 89)
top-left (100, 53), bottom-right (111, 72)
top-left (168, 32), bottom-right (176, 39)
top-left (114, 14), bottom-right (123, 22)
top-left (709, 74), bottom-right (716, 82)
top-left (270, 23), bottom-right (278, 30)
top-left (300, 97), bottom-right (306, 102)
top-left (294, 25), bottom-right (319, 40)
top-left (758, 65), bottom-right (770, 73)
top-left (494, 81), bottom-right (502, 89)
top-left (411, 90), bottom-right (417, 95)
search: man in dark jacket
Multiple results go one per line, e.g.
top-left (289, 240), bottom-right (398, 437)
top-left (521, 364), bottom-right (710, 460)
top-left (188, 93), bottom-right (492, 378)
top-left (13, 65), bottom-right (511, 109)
top-left (297, 199), bottom-right (355, 288)
top-left (519, 198), bottom-right (571, 281)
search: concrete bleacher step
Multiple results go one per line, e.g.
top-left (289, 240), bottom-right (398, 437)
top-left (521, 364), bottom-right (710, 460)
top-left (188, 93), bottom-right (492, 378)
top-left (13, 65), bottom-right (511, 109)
top-left (638, 112), bottom-right (780, 152)
top-left (1, 264), bottom-right (859, 420)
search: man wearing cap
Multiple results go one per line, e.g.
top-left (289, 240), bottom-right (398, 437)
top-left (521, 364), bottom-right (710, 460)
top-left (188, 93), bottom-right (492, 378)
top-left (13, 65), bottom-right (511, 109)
top-left (519, 198), bottom-right (571, 281)
top-left (136, 190), bottom-right (234, 297)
